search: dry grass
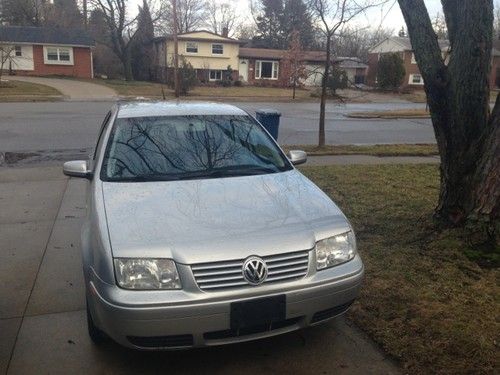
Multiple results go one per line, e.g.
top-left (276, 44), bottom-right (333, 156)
top-left (301, 164), bottom-right (499, 374)
top-left (0, 79), bottom-right (62, 101)
top-left (348, 108), bottom-right (431, 119)
top-left (99, 79), bottom-right (170, 98)
top-left (283, 144), bottom-right (439, 157)
top-left (100, 79), bottom-right (314, 101)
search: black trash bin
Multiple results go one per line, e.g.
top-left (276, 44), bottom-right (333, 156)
top-left (256, 109), bottom-right (281, 141)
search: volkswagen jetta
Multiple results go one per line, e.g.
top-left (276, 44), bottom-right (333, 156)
top-left (63, 102), bottom-right (364, 349)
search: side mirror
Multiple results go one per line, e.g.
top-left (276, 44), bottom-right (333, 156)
top-left (63, 160), bottom-right (93, 179)
top-left (288, 150), bottom-right (307, 166)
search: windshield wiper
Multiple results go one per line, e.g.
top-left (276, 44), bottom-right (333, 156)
top-left (108, 175), bottom-right (182, 182)
top-left (176, 166), bottom-right (280, 180)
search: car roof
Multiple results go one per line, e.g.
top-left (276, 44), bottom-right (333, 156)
top-left (116, 101), bottom-right (248, 118)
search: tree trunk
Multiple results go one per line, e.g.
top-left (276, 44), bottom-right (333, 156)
top-left (398, 0), bottom-right (499, 242)
top-left (123, 54), bottom-right (133, 81)
top-left (318, 33), bottom-right (331, 147)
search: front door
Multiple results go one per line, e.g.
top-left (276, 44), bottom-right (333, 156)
top-left (239, 59), bottom-right (249, 82)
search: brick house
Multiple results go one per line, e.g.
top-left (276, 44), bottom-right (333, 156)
top-left (0, 26), bottom-right (94, 79)
top-left (153, 30), bottom-right (367, 86)
top-left (238, 48), bottom-right (367, 86)
top-left (367, 36), bottom-right (500, 89)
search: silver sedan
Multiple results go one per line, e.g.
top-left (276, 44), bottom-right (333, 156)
top-left (63, 101), bottom-right (364, 350)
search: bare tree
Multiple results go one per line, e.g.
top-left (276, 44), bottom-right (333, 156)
top-left (0, 45), bottom-right (17, 83)
top-left (159, 0), bottom-right (206, 34)
top-left (235, 22), bottom-right (258, 40)
top-left (494, 1), bottom-right (500, 39)
top-left (431, 11), bottom-right (447, 39)
top-left (398, 0), bottom-right (499, 241)
top-left (280, 30), bottom-right (308, 98)
top-left (309, 0), bottom-right (383, 147)
top-left (334, 26), bottom-right (394, 60)
top-left (205, 0), bottom-right (238, 37)
top-left (0, 0), bottom-right (47, 26)
top-left (89, 0), bottom-right (162, 81)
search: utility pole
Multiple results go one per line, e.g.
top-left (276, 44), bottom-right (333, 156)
top-left (172, 0), bottom-right (180, 98)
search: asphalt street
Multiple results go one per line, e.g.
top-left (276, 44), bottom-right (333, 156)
top-left (0, 101), bottom-right (434, 152)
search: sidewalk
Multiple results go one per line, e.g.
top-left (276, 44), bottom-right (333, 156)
top-left (306, 154), bottom-right (440, 165)
top-left (0, 148), bottom-right (441, 169)
top-left (0, 165), bottom-right (401, 374)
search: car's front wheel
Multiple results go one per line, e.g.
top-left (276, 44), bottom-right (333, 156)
top-left (86, 302), bottom-right (108, 344)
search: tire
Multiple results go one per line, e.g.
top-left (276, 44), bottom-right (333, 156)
top-left (86, 302), bottom-right (108, 344)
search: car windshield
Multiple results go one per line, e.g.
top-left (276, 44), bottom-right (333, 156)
top-left (101, 114), bottom-right (292, 182)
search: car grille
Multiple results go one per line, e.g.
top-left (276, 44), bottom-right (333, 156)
top-left (191, 250), bottom-right (310, 291)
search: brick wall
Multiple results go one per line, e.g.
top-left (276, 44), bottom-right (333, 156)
top-left (369, 50), bottom-right (500, 90)
top-left (366, 53), bottom-right (378, 86)
top-left (245, 58), bottom-right (282, 87)
top-left (367, 51), bottom-right (423, 88)
top-left (12, 45), bottom-right (93, 78)
top-left (490, 56), bottom-right (500, 88)
top-left (402, 51), bottom-right (422, 88)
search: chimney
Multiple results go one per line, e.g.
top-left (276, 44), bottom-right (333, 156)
top-left (222, 27), bottom-right (228, 38)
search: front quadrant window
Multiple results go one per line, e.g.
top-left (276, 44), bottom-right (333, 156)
top-left (209, 70), bottom-right (222, 81)
top-left (186, 42), bottom-right (198, 53)
top-left (255, 60), bottom-right (279, 80)
top-left (212, 43), bottom-right (223, 54)
top-left (45, 46), bottom-right (73, 64)
top-left (14, 45), bottom-right (22, 56)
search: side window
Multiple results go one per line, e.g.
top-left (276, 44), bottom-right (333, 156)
top-left (93, 111), bottom-right (112, 160)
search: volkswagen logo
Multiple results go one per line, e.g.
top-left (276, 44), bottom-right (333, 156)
top-left (242, 256), bottom-right (268, 285)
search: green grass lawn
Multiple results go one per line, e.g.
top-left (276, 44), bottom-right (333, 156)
top-left (301, 164), bottom-right (498, 374)
top-left (0, 80), bottom-right (62, 101)
top-left (283, 144), bottom-right (439, 157)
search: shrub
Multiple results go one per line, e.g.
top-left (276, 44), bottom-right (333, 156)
top-left (234, 80), bottom-right (243, 87)
top-left (169, 57), bottom-right (198, 95)
top-left (377, 53), bottom-right (406, 91)
top-left (221, 65), bottom-right (234, 87)
top-left (326, 66), bottom-right (348, 95)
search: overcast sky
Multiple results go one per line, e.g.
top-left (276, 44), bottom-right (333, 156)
top-left (131, 0), bottom-right (444, 34)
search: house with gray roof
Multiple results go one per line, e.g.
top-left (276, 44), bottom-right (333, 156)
top-left (367, 36), bottom-right (500, 89)
top-left (0, 26), bottom-right (95, 79)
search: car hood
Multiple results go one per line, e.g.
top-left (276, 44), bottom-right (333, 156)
top-left (102, 170), bottom-right (351, 264)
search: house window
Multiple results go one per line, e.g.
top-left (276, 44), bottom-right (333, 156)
top-left (44, 46), bottom-right (73, 65)
top-left (209, 70), bottom-right (222, 81)
top-left (186, 42), bottom-right (198, 53)
top-left (14, 45), bottom-right (22, 56)
top-left (409, 74), bottom-right (424, 85)
top-left (212, 43), bottom-right (223, 55)
top-left (255, 60), bottom-right (279, 79)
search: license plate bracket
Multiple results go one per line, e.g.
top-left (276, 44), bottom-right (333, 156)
top-left (230, 295), bottom-right (286, 329)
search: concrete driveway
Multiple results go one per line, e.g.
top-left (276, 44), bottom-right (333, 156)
top-left (0, 164), bottom-right (401, 375)
top-left (7, 76), bottom-right (117, 101)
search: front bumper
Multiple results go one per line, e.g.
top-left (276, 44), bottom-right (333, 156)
top-left (87, 255), bottom-right (364, 349)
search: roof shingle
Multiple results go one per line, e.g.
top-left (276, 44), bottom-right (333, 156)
top-left (0, 26), bottom-right (94, 47)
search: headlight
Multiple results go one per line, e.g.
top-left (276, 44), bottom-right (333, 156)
top-left (316, 231), bottom-right (356, 270)
top-left (114, 258), bottom-right (181, 290)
